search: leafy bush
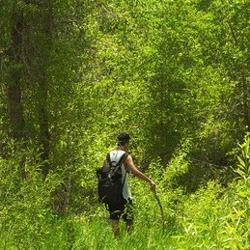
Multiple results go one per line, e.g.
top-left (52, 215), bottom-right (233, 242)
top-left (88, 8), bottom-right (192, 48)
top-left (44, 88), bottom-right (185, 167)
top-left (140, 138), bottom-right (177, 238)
top-left (235, 133), bottom-right (250, 179)
top-left (1, 134), bottom-right (249, 249)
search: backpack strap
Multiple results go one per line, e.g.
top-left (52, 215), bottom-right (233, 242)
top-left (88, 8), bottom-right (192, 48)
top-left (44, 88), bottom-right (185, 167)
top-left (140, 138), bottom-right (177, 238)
top-left (116, 152), bottom-right (128, 167)
top-left (107, 151), bottom-right (128, 167)
top-left (107, 152), bottom-right (128, 179)
top-left (120, 153), bottom-right (129, 193)
top-left (106, 153), bottom-right (112, 166)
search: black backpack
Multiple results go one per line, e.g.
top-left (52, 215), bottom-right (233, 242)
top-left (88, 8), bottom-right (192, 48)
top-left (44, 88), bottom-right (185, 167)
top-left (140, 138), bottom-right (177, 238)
top-left (96, 152), bottom-right (128, 205)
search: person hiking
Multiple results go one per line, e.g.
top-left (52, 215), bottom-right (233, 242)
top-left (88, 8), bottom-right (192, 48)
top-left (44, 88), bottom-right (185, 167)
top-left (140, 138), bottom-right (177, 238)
top-left (104, 133), bottom-right (156, 238)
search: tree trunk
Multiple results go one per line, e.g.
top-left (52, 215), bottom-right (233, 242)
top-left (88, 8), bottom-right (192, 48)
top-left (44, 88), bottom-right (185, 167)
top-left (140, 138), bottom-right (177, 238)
top-left (37, 0), bottom-right (52, 176)
top-left (7, 12), bottom-right (25, 141)
top-left (38, 74), bottom-right (50, 176)
top-left (242, 75), bottom-right (250, 131)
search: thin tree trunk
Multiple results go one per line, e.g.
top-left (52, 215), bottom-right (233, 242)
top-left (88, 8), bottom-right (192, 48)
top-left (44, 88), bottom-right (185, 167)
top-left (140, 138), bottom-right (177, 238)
top-left (7, 12), bottom-right (25, 141)
top-left (7, 85), bottom-right (25, 140)
top-left (38, 74), bottom-right (50, 176)
top-left (242, 75), bottom-right (250, 131)
top-left (6, 10), bottom-right (26, 177)
top-left (38, 0), bottom-right (52, 176)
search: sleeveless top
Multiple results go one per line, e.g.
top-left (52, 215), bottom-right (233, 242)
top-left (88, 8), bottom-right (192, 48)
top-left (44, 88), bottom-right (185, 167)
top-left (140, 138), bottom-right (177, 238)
top-left (109, 150), bottom-right (132, 201)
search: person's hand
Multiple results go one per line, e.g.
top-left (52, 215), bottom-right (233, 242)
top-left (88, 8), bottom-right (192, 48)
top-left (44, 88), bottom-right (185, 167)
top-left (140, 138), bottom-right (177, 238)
top-left (149, 180), bottom-right (156, 192)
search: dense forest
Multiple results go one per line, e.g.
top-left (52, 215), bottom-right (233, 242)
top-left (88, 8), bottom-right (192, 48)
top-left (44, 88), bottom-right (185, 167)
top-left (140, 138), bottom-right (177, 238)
top-left (0, 0), bottom-right (249, 249)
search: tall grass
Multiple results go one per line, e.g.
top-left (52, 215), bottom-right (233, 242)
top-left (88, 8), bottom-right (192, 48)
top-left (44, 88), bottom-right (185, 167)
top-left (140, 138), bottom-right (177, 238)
top-left (1, 136), bottom-right (249, 249)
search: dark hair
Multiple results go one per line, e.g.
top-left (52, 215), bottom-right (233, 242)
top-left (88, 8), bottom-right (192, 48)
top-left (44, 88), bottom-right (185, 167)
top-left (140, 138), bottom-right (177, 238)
top-left (117, 133), bottom-right (130, 146)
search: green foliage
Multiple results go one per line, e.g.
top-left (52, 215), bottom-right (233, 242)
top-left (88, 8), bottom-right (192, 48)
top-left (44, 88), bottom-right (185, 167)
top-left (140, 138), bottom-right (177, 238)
top-left (1, 0), bottom-right (250, 249)
top-left (1, 134), bottom-right (250, 249)
top-left (0, 144), bottom-right (81, 249)
top-left (235, 133), bottom-right (250, 179)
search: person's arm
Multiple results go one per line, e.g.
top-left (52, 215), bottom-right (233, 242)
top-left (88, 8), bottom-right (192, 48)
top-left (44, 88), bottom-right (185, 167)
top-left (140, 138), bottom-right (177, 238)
top-left (125, 155), bottom-right (156, 192)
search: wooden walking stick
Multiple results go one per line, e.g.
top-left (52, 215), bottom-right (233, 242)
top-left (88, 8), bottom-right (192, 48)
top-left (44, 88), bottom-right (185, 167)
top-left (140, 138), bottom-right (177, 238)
top-left (153, 191), bottom-right (165, 232)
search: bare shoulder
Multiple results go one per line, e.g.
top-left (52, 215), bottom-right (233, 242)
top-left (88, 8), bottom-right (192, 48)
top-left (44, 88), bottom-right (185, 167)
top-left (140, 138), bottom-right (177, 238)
top-left (125, 154), bottom-right (136, 170)
top-left (125, 154), bottom-right (133, 163)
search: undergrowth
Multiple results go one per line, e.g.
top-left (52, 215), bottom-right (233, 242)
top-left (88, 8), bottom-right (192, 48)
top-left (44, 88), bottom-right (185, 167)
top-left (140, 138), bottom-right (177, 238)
top-left (0, 136), bottom-right (249, 249)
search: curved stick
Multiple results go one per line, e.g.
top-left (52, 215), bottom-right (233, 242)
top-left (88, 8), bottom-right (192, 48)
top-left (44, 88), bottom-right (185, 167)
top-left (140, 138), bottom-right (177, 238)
top-left (153, 191), bottom-right (165, 232)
